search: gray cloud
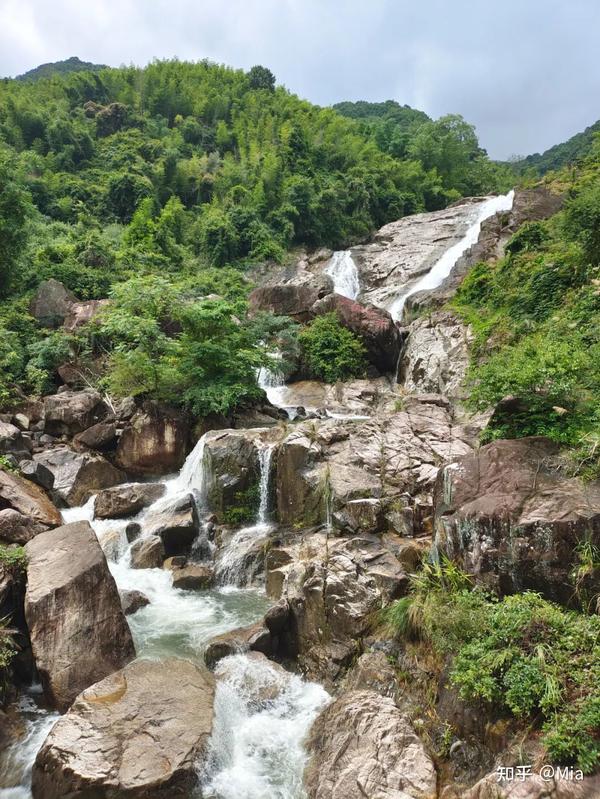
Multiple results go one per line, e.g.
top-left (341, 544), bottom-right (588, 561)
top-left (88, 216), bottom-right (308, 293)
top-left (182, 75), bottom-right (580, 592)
top-left (1, 0), bottom-right (598, 158)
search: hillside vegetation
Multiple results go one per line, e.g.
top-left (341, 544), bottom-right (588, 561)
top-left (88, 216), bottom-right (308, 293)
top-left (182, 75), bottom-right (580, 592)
top-left (0, 58), bottom-right (509, 413)
top-left (513, 118), bottom-right (600, 175)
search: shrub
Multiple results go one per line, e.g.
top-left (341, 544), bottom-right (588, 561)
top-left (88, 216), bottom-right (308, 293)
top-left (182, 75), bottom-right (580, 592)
top-left (385, 562), bottom-right (600, 773)
top-left (298, 312), bottom-right (367, 383)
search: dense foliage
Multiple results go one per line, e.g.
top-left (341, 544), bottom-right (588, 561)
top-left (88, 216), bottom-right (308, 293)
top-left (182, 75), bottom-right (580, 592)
top-left (385, 560), bottom-right (600, 773)
top-left (452, 141), bottom-right (600, 473)
top-left (0, 58), bottom-right (507, 413)
top-left (14, 56), bottom-right (107, 83)
top-left (298, 312), bottom-right (367, 383)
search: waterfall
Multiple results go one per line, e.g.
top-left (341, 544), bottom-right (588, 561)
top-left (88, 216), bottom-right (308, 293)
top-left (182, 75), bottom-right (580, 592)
top-left (201, 654), bottom-right (329, 799)
top-left (215, 443), bottom-right (275, 586)
top-left (388, 190), bottom-right (515, 321)
top-left (256, 445), bottom-right (274, 527)
top-left (325, 250), bottom-right (360, 300)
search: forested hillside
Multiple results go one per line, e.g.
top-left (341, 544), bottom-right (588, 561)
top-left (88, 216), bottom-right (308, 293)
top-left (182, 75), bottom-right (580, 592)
top-left (0, 58), bottom-right (509, 414)
top-left (15, 56), bottom-right (108, 82)
top-left (513, 118), bottom-right (600, 175)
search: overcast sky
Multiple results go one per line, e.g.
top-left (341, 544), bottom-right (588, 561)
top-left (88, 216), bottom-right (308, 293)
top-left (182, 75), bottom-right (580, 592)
top-left (1, 0), bottom-right (598, 159)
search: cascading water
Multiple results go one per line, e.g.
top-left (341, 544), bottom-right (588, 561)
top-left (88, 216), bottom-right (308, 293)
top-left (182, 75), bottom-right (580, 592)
top-left (388, 190), bottom-right (515, 322)
top-left (2, 433), bottom-right (327, 799)
top-left (215, 442), bottom-right (275, 586)
top-left (325, 250), bottom-right (360, 300)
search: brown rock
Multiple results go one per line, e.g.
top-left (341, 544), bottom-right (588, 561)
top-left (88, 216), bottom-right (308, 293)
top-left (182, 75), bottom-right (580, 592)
top-left (24, 521), bottom-right (135, 711)
top-left (116, 404), bottom-right (189, 476)
top-left (129, 535), bottom-right (165, 569)
top-left (73, 421), bottom-right (118, 451)
top-left (305, 689), bottom-right (437, 799)
top-left (172, 564), bottom-right (214, 590)
top-left (0, 470), bottom-right (61, 537)
top-left (204, 621), bottom-right (272, 670)
top-left (33, 447), bottom-right (126, 507)
top-left (63, 298), bottom-right (109, 332)
top-left (94, 482), bottom-right (166, 519)
top-left (43, 389), bottom-right (109, 436)
top-left (32, 658), bottom-right (215, 799)
top-left (144, 492), bottom-right (199, 555)
top-left (434, 437), bottom-right (600, 604)
top-left (120, 589), bottom-right (150, 615)
top-left (0, 420), bottom-right (32, 461)
top-left (249, 277), bottom-right (331, 323)
top-left (311, 293), bottom-right (402, 373)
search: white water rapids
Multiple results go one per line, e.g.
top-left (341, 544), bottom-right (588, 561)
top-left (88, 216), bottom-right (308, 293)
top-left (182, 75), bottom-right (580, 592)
top-left (388, 190), bottom-right (514, 321)
top-left (0, 435), bottom-right (329, 799)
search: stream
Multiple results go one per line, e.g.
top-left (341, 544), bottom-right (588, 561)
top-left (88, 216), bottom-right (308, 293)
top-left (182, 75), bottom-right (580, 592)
top-left (0, 437), bottom-right (329, 799)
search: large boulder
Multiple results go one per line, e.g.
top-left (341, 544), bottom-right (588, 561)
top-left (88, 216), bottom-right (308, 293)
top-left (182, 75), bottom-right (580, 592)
top-left (144, 493), bottom-right (199, 555)
top-left (94, 482), bottom-right (166, 519)
top-left (267, 533), bottom-right (407, 683)
top-left (30, 278), bottom-right (76, 327)
top-left (204, 620), bottom-right (272, 670)
top-left (0, 420), bottom-right (32, 461)
top-left (33, 447), bottom-right (126, 507)
top-left (73, 420), bottom-right (118, 451)
top-left (129, 535), bottom-right (165, 569)
top-left (24, 521), bottom-right (135, 711)
top-left (311, 293), bottom-right (402, 373)
top-left (399, 310), bottom-right (472, 398)
top-left (31, 658), bottom-right (215, 799)
top-left (304, 689), bottom-right (437, 799)
top-left (249, 273), bottom-right (332, 323)
top-left (115, 404), bottom-right (189, 476)
top-left (63, 298), bottom-right (109, 332)
top-left (434, 437), bottom-right (600, 604)
top-left (43, 389), bottom-right (109, 436)
top-left (0, 470), bottom-right (61, 543)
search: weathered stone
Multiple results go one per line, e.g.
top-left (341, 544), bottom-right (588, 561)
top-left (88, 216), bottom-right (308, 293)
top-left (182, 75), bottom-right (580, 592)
top-left (32, 658), bottom-right (215, 799)
top-left (462, 771), bottom-right (600, 799)
top-left (399, 310), bottom-right (472, 398)
top-left (18, 458), bottom-right (54, 490)
top-left (0, 420), bottom-right (31, 461)
top-left (305, 689), bottom-right (437, 799)
top-left (94, 482), bottom-right (166, 519)
top-left (33, 447), bottom-right (126, 507)
top-left (434, 437), bottom-right (600, 604)
top-left (43, 389), bottom-right (109, 436)
top-left (204, 621), bottom-right (272, 670)
top-left (144, 493), bottom-right (199, 555)
top-left (73, 420), bottom-right (118, 451)
top-left (130, 535), bottom-right (165, 569)
top-left (171, 564), bottom-right (214, 590)
top-left (125, 522), bottom-right (141, 542)
top-left (249, 274), bottom-right (332, 323)
top-left (311, 293), bottom-right (402, 373)
top-left (30, 279), bottom-right (76, 327)
top-left (120, 589), bottom-right (150, 615)
top-left (337, 498), bottom-right (385, 534)
top-left (24, 521), bottom-right (135, 711)
top-left (63, 298), bottom-right (109, 332)
top-left (342, 652), bottom-right (398, 698)
top-left (116, 404), bottom-right (189, 475)
top-left (0, 470), bottom-right (61, 537)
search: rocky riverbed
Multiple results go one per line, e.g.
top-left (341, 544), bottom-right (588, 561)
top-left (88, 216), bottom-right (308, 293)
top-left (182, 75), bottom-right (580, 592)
top-left (2, 186), bottom-right (599, 799)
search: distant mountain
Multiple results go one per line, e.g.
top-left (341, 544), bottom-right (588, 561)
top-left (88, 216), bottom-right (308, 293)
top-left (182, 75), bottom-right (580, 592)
top-left (515, 119), bottom-right (600, 174)
top-left (15, 56), bottom-right (107, 82)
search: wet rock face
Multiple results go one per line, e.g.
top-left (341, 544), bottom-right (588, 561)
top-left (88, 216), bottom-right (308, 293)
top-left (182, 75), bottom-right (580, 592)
top-left (204, 620), bottom-right (273, 670)
top-left (32, 658), bottom-right (215, 799)
top-left (116, 404), bottom-right (189, 476)
top-left (25, 521), bottom-right (135, 712)
top-left (130, 534), bottom-right (165, 568)
top-left (203, 428), bottom-right (264, 520)
top-left (304, 689), bottom-right (437, 799)
top-left (0, 470), bottom-right (61, 543)
top-left (43, 389), bottom-right (110, 436)
top-left (434, 437), bottom-right (600, 604)
top-left (94, 481), bottom-right (166, 519)
top-left (33, 446), bottom-right (126, 507)
top-left (399, 310), bottom-right (472, 398)
top-left (249, 272), bottom-right (333, 323)
top-left (144, 492), bottom-right (199, 555)
top-left (311, 293), bottom-right (402, 373)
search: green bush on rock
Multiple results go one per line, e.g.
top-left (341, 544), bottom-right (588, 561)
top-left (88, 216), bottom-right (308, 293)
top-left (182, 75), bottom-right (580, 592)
top-left (298, 312), bottom-right (367, 383)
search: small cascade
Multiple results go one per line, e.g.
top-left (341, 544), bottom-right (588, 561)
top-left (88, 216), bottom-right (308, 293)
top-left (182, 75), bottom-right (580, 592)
top-left (215, 443), bottom-right (275, 586)
top-left (0, 689), bottom-right (58, 799)
top-left (325, 250), bottom-right (360, 300)
top-left (388, 190), bottom-right (515, 322)
top-left (201, 654), bottom-right (330, 799)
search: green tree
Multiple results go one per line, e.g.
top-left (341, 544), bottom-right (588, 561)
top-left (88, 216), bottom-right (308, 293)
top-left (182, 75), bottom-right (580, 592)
top-left (247, 65), bottom-right (276, 91)
top-left (299, 312), bottom-right (367, 383)
top-left (0, 149), bottom-right (32, 296)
